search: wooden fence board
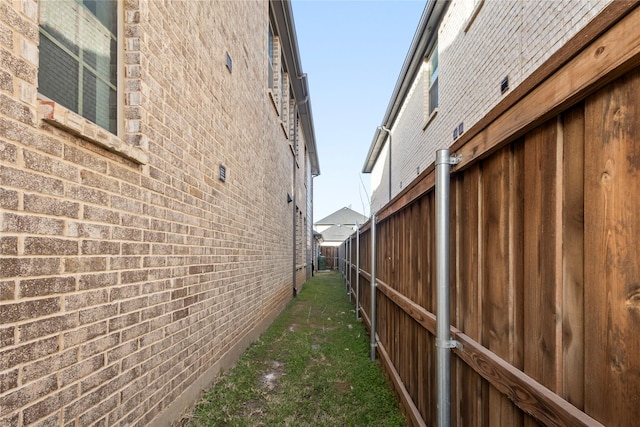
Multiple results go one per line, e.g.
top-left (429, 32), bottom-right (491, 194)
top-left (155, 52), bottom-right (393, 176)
top-left (561, 103), bottom-right (585, 409)
top-left (377, 337), bottom-right (426, 427)
top-left (584, 66), bottom-right (640, 426)
top-left (481, 146), bottom-right (521, 426)
top-left (372, 274), bottom-right (605, 426)
top-left (457, 166), bottom-right (484, 426)
top-left (523, 119), bottom-right (561, 396)
top-left (452, 330), bottom-right (603, 427)
top-left (512, 139), bottom-right (526, 371)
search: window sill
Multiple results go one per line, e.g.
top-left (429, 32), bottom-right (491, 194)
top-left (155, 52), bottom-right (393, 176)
top-left (464, 0), bottom-right (485, 33)
top-left (267, 89), bottom-right (281, 116)
top-left (281, 121), bottom-right (289, 139)
top-left (289, 143), bottom-right (300, 167)
top-left (423, 108), bottom-right (439, 131)
top-left (38, 99), bottom-right (147, 165)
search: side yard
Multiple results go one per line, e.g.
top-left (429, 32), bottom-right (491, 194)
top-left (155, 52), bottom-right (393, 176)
top-left (185, 271), bottom-right (404, 426)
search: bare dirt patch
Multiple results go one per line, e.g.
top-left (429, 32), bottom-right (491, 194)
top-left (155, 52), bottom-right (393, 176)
top-left (288, 324), bottom-right (299, 333)
top-left (260, 360), bottom-right (285, 391)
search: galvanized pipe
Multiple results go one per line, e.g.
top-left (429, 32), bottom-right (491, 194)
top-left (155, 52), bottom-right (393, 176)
top-left (436, 149), bottom-right (452, 427)
top-left (370, 215), bottom-right (377, 361)
top-left (356, 222), bottom-right (361, 320)
top-left (347, 235), bottom-right (351, 295)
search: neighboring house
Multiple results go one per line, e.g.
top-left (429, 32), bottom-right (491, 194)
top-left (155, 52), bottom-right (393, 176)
top-left (363, 0), bottom-right (611, 213)
top-left (0, 1), bottom-right (318, 425)
top-left (314, 207), bottom-right (367, 269)
top-left (314, 207), bottom-right (367, 246)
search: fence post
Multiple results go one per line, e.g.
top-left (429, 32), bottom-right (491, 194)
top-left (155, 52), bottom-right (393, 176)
top-left (356, 222), bottom-right (360, 320)
top-left (370, 214), bottom-right (377, 361)
top-left (347, 235), bottom-right (351, 295)
top-left (435, 149), bottom-right (461, 427)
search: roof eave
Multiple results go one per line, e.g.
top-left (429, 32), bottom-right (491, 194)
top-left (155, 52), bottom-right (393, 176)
top-left (362, 0), bottom-right (449, 173)
top-left (272, 0), bottom-right (320, 176)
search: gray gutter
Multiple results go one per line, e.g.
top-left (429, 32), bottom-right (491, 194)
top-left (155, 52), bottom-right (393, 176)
top-left (362, 0), bottom-right (448, 173)
top-left (272, 0), bottom-right (320, 176)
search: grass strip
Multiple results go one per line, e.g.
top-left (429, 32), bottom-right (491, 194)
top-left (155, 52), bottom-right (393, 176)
top-left (187, 271), bottom-right (405, 426)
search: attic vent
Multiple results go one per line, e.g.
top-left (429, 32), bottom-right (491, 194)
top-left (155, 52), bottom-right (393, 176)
top-left (219, 165), bottom-right (226, 182)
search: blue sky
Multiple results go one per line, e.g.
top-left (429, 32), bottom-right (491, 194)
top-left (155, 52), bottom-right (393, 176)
top-left (291, 0), bottom-right (426, 221)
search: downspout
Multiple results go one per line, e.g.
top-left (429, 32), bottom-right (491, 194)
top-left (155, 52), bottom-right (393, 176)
top-left (293, 93), bottom-right (309, 297)
top-left (311, 174), bottom-right (315, 277)
top-left (435, 149), bottom-right (461, 427)
top-left (378, 126), bottom-right (392, 202)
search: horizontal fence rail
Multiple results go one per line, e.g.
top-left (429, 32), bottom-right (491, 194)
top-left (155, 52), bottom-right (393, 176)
top-left (340, 4), bottom-right (640, 426)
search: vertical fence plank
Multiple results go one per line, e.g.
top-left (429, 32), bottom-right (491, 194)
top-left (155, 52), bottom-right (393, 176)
top-left (482, 146), bottom-right (521, 426)
top-left (511, 139), bottom-right (526, 375)
top-left (417, 196), bottom-right (430, 421)
top-left (561, 103), bottom-right (585, 409)
top-left (584, 67), bottom-right (640, 426)
top-left (523, 119), bottom-right (561, 401)
top-left (458, 165), bottom-right (483, 426)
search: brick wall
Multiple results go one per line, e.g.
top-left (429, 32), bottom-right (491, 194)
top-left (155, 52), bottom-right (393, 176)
top-left (370, 0), bottom-right (610, 213)
top-left (0, 0), bottom-right (314, 425)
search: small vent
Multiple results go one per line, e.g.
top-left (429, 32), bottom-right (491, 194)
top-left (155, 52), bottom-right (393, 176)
top-left (458, 122), bottom-right (464, 135)
top-left (219, 165), bottom-right (226, 182)
top-left (501, 76), bottom-right (509, 94)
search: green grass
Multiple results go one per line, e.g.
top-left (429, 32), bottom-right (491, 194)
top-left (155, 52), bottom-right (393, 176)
top-left (187, 271), bottom-right (405, 427)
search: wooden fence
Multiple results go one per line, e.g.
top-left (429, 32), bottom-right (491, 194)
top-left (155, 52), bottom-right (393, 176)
top-left (320, 246), bottom-right (339, 270)
top-left (340, 4), bottom-right (640, 426)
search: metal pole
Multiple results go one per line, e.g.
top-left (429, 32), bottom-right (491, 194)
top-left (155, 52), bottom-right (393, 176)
top-left (356, 222), bottom-right (360, 320)
top-left (344, 240), bottom-right (348, 285)
top-left (435, 149), bottom-right (461, 427)
top-left (347, 236), bottom-right (351, 295)
top-left (370, 215), bottom-right (377, 361)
